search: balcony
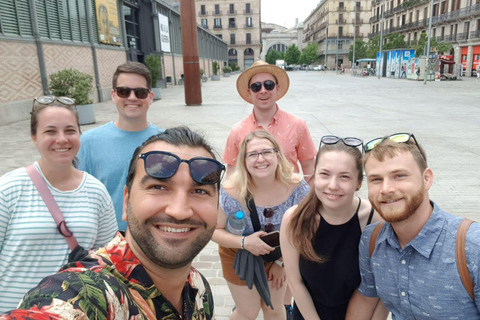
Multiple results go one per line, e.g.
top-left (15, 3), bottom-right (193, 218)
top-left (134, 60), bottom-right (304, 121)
top-left (370, 15), bottom-right (380, 23)
top-left (471, 30), bottom-right (480, 39)
top-left (336, 18), bottom-right (347, 25)
top-left (243, 9), bottom-right (252, 14)
top-left (457, 32), bottom-right (468, 41)
top-left (352, 18), bottom-right (364, 24)
top-left (199, 11), bottom-right (207, 16)
top-left (229, 40), bottom-right (262, 46)
top-left (228, 10), bottom-right (237, 15)
top-left (229, 24), bottom-right (237, 29)
top-left (338, 6), bottom-right (346, 11)
top-left (432, 4), bottom-right (480, 25)
top-left (213, 10), bottom-right (222, 16)
top-left (213, 25), bottom-right (222, 29)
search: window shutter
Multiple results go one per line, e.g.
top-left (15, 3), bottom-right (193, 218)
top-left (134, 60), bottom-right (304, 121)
top-left (0, 0), bottom-right (20, 35)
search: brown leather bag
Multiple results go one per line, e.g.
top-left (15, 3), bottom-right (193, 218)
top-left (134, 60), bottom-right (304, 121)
top-left (369, 219), bottom-right (475, 300)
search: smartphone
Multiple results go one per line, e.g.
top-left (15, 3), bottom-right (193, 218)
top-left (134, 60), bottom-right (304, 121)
top-left (260, 231), bottom-right (280, 248)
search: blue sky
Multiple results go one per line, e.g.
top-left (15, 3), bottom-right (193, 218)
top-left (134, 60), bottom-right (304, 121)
top-left (261, 0), bottom-right (321, 28)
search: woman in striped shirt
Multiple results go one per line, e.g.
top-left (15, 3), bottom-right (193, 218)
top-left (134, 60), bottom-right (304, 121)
top-left (0, 97), bottom-right (117, 313)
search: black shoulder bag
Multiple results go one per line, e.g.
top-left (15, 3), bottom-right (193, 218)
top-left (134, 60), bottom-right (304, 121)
top-left (246, 196), bottom-right (282, 262)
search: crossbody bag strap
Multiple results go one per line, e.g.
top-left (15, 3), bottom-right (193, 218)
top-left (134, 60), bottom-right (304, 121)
top-left (246, 195), bottom-right (262, 232)
top-left (456, 218), bottom-right (474, 300)
top-left (369, 221), bottom-right (385, 257)
top-left (25, 164), bottom-right (79, 251)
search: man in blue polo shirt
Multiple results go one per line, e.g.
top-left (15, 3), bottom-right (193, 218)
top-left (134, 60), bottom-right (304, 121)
top-left (346, 133), bottom-right (480, 319)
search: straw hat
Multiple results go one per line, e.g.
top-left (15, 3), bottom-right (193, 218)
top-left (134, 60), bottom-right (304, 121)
top-left (236, 61), bottom-right (290, 104)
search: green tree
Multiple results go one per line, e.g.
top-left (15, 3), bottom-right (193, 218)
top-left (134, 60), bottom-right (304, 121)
top-left (348, 40), bottom-right (368, 62)
top-left (266, 49), bottom-right (280, 65)
top-left (284, 44), bottom-right (301, 66)
top-left (384, 33), bottom-right (407, 50)
top-left (299, 43), bottom-right (318, 65)
top-left (366, 36), bottom-right (380, 59)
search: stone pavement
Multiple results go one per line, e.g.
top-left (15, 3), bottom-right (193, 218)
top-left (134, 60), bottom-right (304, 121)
top-left (0, 71), bottom-right (479, 319)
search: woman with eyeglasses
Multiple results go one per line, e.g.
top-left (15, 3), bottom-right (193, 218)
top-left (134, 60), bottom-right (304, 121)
top-left (212, 130), bottom-right (310, 320)
top-left (280, 136), bottom-right (388, 320)
top-left (0, 97), bottom-right (117, 313)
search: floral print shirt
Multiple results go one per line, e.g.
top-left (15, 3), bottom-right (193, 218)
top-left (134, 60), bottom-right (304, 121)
top-left (0, 232), bottom-right (215, 320)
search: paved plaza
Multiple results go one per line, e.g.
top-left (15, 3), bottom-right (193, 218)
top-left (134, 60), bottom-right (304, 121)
top-left (0, 71), bottom-right (479, 319)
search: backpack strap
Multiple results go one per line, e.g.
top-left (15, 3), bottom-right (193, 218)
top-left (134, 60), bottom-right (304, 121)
top-left (25, 164), bottom-right (79, 251)
top-left (456, 218), bottom-right (474, 300)
top-left (369, 221), bottom-right (385, 257)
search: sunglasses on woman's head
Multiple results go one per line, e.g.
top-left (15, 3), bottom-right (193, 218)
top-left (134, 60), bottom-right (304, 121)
top-left (115, 87), bottom-right (150, 99)
top-left (249, 80), bottom-right (276, 93)
top-left (139, 151), bottom-right (225, 185)
top-left (320, 135), bottom-right (363, 152)
top-left (365, 133), bottom-right (425, 160)
top-left (33, 96), bottom-right (76, 110)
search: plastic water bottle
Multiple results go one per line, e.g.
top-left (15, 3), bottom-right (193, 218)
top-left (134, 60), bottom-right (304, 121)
top-left (226, 211), bottom-right (246, 235)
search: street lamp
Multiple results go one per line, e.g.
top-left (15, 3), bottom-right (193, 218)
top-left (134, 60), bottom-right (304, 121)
top-left (353, 3), bottom-right (357, 72)
top-left (424, 0), bottom-right (434, 85)
top-left (336, 26), bottom-right (340, 74)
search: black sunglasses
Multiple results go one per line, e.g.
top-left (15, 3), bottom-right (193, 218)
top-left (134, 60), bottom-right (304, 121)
top-left (249, 80), bottom-right (276, 93)
top-left (263, 207), bottom-right (275, 233)
top-left (320, 135), bottom-right (364, 152)
top-left (365, 133), bottom-right (425, 160)
top-left (115, 87), bottom-right (150, 99)
top-left (139, 151), bottom-right (225, 185)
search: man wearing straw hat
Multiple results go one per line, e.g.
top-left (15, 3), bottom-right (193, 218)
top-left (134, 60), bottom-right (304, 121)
top-left (223, 61), bottom-right (316, 180)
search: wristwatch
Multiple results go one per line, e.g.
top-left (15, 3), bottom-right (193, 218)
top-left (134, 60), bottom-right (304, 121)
top-left (275, 260), bottom-right (284, 267)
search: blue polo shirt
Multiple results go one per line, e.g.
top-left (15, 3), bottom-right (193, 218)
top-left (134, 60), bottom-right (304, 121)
top-left (358, 202), bottom-right (480, 319)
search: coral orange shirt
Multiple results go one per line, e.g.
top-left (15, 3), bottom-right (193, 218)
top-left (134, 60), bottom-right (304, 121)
top-left (223, 107), bottom-right (316, 173)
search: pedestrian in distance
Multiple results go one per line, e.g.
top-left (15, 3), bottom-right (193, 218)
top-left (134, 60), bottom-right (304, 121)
top-left (212, 130), bottom-right (310, 320)
top-left (224, 60), bottom-right (316, 182)
top-left (78, 62), bottom-right (162, 232)
top-left (416, 66), bottom-right (421, 80)
top-left (401, 63), bottom-right (406, 78)
top-left (476, 64), bottom-right (480, 81)
top-left (280, 135), bottom-right (387, 320)
top-left (0, 126), bottom-right (224, 319)
top-left (0, 96), bottom-right (117, 313)
top-left (346, 133), bottom-right (480, 319)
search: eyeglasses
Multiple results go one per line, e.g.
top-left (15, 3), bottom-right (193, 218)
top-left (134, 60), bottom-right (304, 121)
top-left (245, 148), bottom-right (277, 161)
top-left (320, 135), bottom-right (363, 150)
top-left (115, 87), bottom-right (150, 99)
top-left (263, 207), bottom-right (275, 233)
top-left (249, 80), bottom-right (276, 93)
top-left (365, 133), bottom-right (425, 159)
top-left (33, 96), bottom-right (76, 108)
top-left (139, 151), bottom-right (225, 185)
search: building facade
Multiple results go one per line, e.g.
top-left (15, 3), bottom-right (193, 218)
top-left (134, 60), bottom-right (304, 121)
top-left (303, 0), bottom-right (372, 69)
top-left (0, 0), bottom-right (227, 125)
top-left (261, 22), bottom-right (305, 61)
top-left (195, 0), bottom-right (262, 70)
top-left (369, 0), bottom-right (480, 76)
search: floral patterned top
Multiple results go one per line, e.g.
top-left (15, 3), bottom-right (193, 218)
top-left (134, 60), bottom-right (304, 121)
top-left (0, 232), bottom-right (215, 320)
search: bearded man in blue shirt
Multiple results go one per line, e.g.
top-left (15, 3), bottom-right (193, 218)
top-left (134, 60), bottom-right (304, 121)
top-left (346, 133), bottom-right (480, 319)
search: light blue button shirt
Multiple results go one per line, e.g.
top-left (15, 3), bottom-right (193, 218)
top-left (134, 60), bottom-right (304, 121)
top-left (358, 202), bottom-right (480, 319)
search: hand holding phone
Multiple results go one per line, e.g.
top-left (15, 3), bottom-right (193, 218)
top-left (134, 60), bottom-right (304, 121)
top-left (260, 231), bottom-right (280, 248)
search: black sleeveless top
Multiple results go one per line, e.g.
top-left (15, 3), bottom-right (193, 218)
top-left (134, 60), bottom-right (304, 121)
top-left (293, 199), bottom-right (374, 320)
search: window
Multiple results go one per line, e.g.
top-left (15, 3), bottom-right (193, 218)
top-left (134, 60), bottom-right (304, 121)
top-left (246, 3), bottom-right (251, 13)
top-left (339, 13), bottom-right (344, 24)
top-left (339, 26), bottom-right (343, 36)
top-left (230, 33), bottom-right (235, 44)
top-left (229, 18), bottom-right (236, 28)
top-left (409, 12), bottom-right (412, 23)
top-left (230, 4), bottom-right (234, 14)
top-left (339, 2), bottom-right (344, 9)
top-left (201, 5), bottom-right (206, 15)
top-left (215, 4), bottom-right (220, 14)
top-left (433, 28), bottom-right (436, 37)
top-left (338, 40), bottom-right (343, 50)
top-left (246, 33), bottom-right (251, 44)
top-left (214, 18), bottom-right (222, 28)
top-left (356, 1), bottom-right (361, 9)
top-left (201, 19), bottom-right (208, 28)
top-left (246, 17), bottom-right (253, 27)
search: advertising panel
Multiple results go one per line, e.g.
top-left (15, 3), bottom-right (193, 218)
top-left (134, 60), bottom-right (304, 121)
top-left (95, 0), bottom-right (121, 45)
top-left (158, 13), bottom-right (171, 53)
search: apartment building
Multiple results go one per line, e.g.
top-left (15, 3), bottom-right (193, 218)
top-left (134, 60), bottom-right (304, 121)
top-left (370, 0), bottom-right (480, 75)
top-left (195, 0), bottom-right (262, 70)
top-left (261, 22), bottom-right (305, 61)
top-left (304, 0), bottom-right (372, 69)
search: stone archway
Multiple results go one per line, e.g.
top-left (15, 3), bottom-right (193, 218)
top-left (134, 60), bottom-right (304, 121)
top-left (228, 48), bottom-right (238, 67)
top-left (244, 48), bottom-right (255, 69)
top-left (267, 43), bottom-right (288, 54)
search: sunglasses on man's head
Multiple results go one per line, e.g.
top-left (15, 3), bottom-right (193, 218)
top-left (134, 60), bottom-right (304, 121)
top-left (320, 135), bottom-right (363, 150)
top-left (249, 80), bottom-right (276, 93)
top-left (115, 87), bottom-right (150, 99)
top-left (33, 96), bottom-right (76, 110)
top-left (365, 133), bottom-right (425, 159)
top-left (139, 151), bottom-right (225, 185)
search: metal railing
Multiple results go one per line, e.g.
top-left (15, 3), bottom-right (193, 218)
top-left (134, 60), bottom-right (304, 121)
top-left (213, 10), bottom-right (222, 16)
top-left (228, 10), bottom-right (237, 15)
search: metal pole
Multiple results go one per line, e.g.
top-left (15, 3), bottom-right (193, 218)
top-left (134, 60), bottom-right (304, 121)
top-left (353, 3), bottom-right (357, 71)
top-left (424, 0), bottom-right (434, 85)
top-left (378, 0), bottom-right (385, 79)
top-left (336, 28), bottom-right (339, 74)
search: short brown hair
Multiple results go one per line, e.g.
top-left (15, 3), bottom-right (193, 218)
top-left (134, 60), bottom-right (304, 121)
top-left (363, 138), bottom-right (428, 172)
top-left (112, 62), bottom-right (152, 89)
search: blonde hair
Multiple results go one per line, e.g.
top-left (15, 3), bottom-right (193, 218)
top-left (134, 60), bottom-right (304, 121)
top-left (225, 130), bottom-right (297, 208)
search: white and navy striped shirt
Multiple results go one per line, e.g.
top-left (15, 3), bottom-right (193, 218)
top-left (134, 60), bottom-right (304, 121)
top-left (0, 162), bottom-right (117, 313)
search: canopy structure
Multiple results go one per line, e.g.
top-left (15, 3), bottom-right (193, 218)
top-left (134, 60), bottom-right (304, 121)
top-left (356, 58), bottom-right (376, 62)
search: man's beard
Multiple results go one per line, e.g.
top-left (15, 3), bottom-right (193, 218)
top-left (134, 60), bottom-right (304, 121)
top-left (126, 202), bottom-right (215, 269)
top-left (370, 184), bottom-right (425, 223)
